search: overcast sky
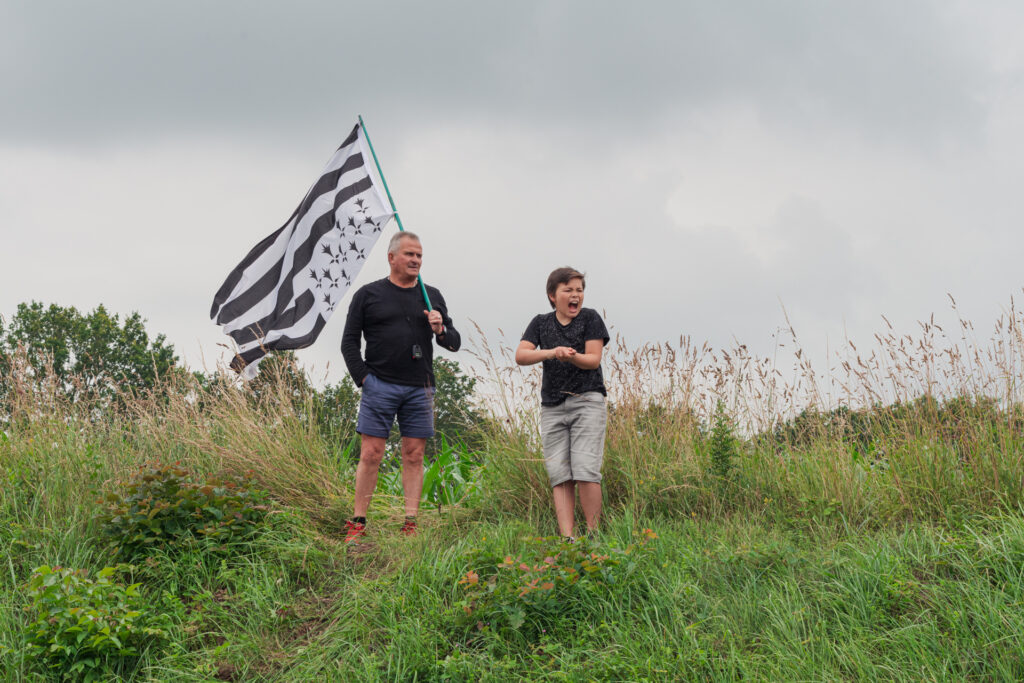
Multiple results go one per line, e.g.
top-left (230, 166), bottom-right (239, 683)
top-left (2, 0), bottom-right (1023, 386)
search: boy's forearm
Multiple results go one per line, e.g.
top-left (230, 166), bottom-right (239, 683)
top-left (570, 353), bottom-right (601, 370)
top-left (515, 348), bottom-right (553, 366)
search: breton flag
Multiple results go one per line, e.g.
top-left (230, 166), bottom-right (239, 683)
top-left (211, 123), bottom-right (394, 378)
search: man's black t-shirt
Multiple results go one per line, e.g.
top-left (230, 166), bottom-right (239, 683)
top-left (521, 307), bottom-right (609, 406)
top-left (341, 278), bottom-right (460, 388)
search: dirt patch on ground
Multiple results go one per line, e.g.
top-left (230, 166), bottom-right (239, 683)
top-left (249, 530), bottom-right (410, 677)
top-left (212, 662), bottom-right (237, 681)
top-left (343, 538), bottom-right (380, 571)
top-left (250, 582), bottom-right (346, 678)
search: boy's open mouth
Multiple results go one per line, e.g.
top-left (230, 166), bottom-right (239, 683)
top-left (568, 301), bottom-right (580, 313)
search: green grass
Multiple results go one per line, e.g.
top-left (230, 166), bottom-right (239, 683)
top-left (277, 512), bottom-right (1024, 682)
top-left (6, 323), bottom-right (1024, 680)
top-left (5, 453), bottom-right (1024, 682)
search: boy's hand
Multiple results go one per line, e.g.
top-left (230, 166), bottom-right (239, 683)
top-left (552, 346), bottom-right (577, 361)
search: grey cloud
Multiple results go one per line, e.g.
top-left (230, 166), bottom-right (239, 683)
top-left (3, 1), bottom-right (991, 152)
top-left (590, 195), bottom-right (884, 354)
top-left (766, 197), bottom-right (882, 315)
top-left (506, 2), bottom-right (988, 145)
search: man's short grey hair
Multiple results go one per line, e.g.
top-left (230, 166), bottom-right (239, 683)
top-left (388, 231), bottom-right (421, 255)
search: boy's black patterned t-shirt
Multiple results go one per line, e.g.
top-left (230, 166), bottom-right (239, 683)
top-left (521, 307), bottom-right (610, 406)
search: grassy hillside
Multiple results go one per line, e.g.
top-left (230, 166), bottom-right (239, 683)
top-left (4, 315), bottom-right (1024, 680)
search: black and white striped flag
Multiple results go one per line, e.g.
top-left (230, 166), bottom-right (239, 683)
top-left (211, 123), bottom-right (394, 378)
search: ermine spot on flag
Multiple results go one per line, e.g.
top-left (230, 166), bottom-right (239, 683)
top-left (211, 123), bottom-right (394, 378)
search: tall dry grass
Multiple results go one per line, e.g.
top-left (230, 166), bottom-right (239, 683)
top-left (470, 297), bottom-right (1024, 525)
top-left (4, 296), bottom-right (1024, 531)
top-left (130, 365), bottom-right (356, 524)
top-left (1, 352), bottom-right (354, 527)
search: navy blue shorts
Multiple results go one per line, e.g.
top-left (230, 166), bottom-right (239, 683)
top-left (356, 374), bottom-right (436, 439)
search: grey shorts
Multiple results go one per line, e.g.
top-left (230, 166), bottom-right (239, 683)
top-left (540, 392), bottom-right (607, 487)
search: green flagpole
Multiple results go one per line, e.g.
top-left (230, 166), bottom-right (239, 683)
top-left (358, 115), bottom-right (433, 312)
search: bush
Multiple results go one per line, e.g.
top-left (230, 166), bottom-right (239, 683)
top-left (97, 461), bottom-right (270, 558)
top-left (456, 530), bottom-right (657, 639)
top-left (24, 564), bottom-right (173, 679)
top-left (432, 357), bottom-right (485, 455)
top-left (243, 353), bottom-right (483, 462)
top-left (313, 373), bottom-right (361, 451)
top-left (766, 395), bottom-right (1019, 457)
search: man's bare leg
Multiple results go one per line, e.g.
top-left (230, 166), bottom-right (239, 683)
top-left (552, 481), bottom-right (577, 538)
top-left (400, 436), bottom-right (427, 517)
top-left (577, 481), bottom-right (602, 533)
top-left (353, 435), bottom-right (387, 517)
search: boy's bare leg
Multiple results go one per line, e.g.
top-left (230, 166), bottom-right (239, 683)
top-left (353, 435), bottom-right (387, 517)
top-left (577, 482), bottom-right (602, 532)
top-left (400, 436), bottom-right (427, 517)
top-left (552, 481), bottom-right (576, 537)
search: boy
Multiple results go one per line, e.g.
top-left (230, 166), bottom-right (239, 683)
top-left (515, 267), bottom-right (609, 540)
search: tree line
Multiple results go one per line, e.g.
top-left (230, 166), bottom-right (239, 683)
top-left (0, 301), bottom-right (484, 456)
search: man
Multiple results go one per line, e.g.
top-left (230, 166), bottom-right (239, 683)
top-left (340, 231), bottom-right (461, 542)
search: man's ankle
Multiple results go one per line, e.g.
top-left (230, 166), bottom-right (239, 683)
top-left (400, 516), bottom-right (418, 535)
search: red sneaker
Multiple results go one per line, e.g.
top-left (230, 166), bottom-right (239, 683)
top-left (399, 518), bottom-right (418, 536)
top-left (344, 519), bottom-right (367, 543)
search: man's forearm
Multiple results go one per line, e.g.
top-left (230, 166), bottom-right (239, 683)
top-left (436, 325), bottom-right (461, 352)
top-left (434, 305), bottom-right (461, 352)
top-left (340, 326), bottom-right (368, 384)
top-left (341, 348), bottom-right (369, 385)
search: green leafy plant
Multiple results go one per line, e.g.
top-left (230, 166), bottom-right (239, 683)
top-left (97, 461), bottom-right (270, 557)
top-left (24, 564), bottom-right (173, 679)
top-left (708, 400), bottom-right (739, 483)
top-left (377, 436), bottom-right (480, 508)
top-left (422, 436), bottom-right (480, 507)
top-left (456, 529), bottom-right (657, 638)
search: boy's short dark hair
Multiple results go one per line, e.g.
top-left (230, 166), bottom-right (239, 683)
top-left (546, 267), bottom-right (585, 309)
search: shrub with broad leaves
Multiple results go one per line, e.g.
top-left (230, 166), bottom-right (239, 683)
top-left (97, 461), bottom-right (270, 557)
top-left (24, 564), bottom-right (174, 680)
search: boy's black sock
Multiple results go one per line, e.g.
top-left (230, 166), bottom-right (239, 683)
top-left (405, 516), bottom-right (416, 523)
top-left (352, 516), bottom-right (367, 525)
